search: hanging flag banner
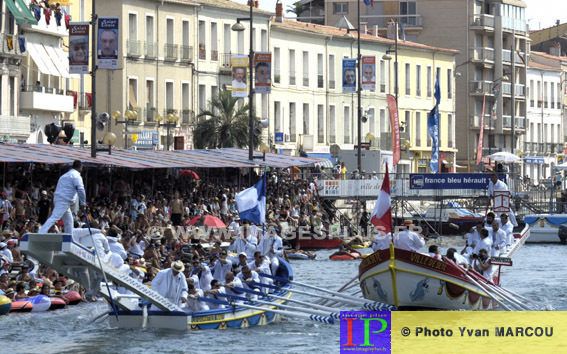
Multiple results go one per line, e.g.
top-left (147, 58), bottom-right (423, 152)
top-left (386, 94), bottom-right (400, 166)
top-left (68, 22), bottom-right (89, 74)
top-left (342, 58), bottom-right (357, 93)
top-left (231, 55), bottom-right (248, 98)
top-left (428, 76), bottom-right (441, 173)
top-left (361, 56), bottom-right (376, 91)
top-left (254, 52), bottom-right (271, 94)
top-left (476, 94), bottom-right (486, 165)
top-left (97, 17), bottom-right (119, 70)
top-left (491, 82), bottom-right (500, 120)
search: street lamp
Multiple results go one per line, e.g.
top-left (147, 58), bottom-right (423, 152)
top-left (231, 2), bottom-right (255, 162)
top-left (156, 113), bottom-right (179, 151)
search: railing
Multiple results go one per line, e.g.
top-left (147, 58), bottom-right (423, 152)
top-left (502, 82), bottom-right (512, 95)
top-left (290, 71), bottom-right (296, 85)
top-left (274, 68), bottom-right (281, 84)
top-left (164, 43), bottom-right (178, 60)
top-left (503, 115), bottom-right (512, 128)
top-left (515, 117), bottom-right (526, 129)
top-left (470, 47), bottom-right (494, 62)
top-left (515, 84), bottom-right (525, 97)
top-left (127, 39), bottom-right (142, 57)
top-left (180, 45), bottom-right (193, 62)
top-left (329, 80), bottom-right (335, 89)
top-left (317, 75), bottom-right (324, 88)
top-left (220, 53), bottom-right (232, 71)
top-left (470, 81), bottom-right (493, 94)
top-left (471, 114), bottom-right (491, 128)
top-left (470, 14), bottom-right (495, 28)
top-left (329, 135), bottom-right (336, 144)
top-left (146, 105), bottom-right (156, 122)
top-left (289, 133), bottom-right (297, 143)
top-left (514, 51), bottom-right (526, 65)
top-left (502, 49), bottom-right (511, 63)
top-left (182, 110), bottom-right (195, 125)
top-left (145, 41), bottom-right (158, 58)
top-left (199, 45), bottom-right (206, 60)
top-left (363, 14), bottom-right (423, 28)
top-left (211, 50), bottom-right (218, 62)
top-left (303, 75), bottom-right (309, 87)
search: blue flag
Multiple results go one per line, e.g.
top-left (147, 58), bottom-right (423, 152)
top-left (399, 22), bottom-right (406, 41)
top-left (428, 76), bottom-right (440, 173)
top-left (235, 173), bottom-right (266, 225)
top-left (363, 0), bottom-right (374, 8)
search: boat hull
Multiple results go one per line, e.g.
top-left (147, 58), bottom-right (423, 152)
top-left (524, 214), bottom-right (567, 243)
top-left (296, 235), bottom-right (343, 250)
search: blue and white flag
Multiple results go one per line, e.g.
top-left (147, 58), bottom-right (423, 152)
top-left (399, 22), bottom-right (406, 41)
top-left (428, 76), bottom-right (440, 173)
top-left (236, 173), bottom-right (266, 225)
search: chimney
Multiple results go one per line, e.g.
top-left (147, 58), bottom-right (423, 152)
top-left (361, 22), bottom-right (368, 35)
top-left (254, 0), bottom-right (259, 8)
top-left (374, 25), bottom-right (379, 37)
top-left (276, 2), bottom-right (283, 23)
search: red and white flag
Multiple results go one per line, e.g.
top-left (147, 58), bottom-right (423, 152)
top-left (370, 166), bottom-right (392, 235)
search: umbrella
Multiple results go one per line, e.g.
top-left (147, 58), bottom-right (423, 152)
top-left (488, 152), bottom-right (521, 164)
top-left (180, 169), bottom-right (200, 179)
top-left (189, 215), bottom-right (226, 228)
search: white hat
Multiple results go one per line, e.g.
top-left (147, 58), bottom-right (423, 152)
top-left (238, 252), bottom-right (247, 258)
top-left (171, 260), bottom-right (185, 273)
top-left (41, 190), bottom-right (48, 196)
top-left (0, 242), bottom-right (6, 248)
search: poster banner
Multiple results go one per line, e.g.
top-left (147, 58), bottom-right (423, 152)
top-left (231, 55), bottom-right (248, 98)
top-left (361, 56), bottom-right (376, 91)
top-left (97, 17), bottom-right (119, 70)
top-left (68, 22), bottom-right (89, 74)
top-left (254, 52), bottom-right (271, 94)
top-left (342, 58), bottom-right (356, 93)
top-left (386, 94), bottom-right (400, 166)
top-left (476, 94), bottom-right (486, 165)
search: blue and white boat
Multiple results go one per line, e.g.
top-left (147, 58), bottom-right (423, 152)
top-left (523, 214), bottom-right (567, 243)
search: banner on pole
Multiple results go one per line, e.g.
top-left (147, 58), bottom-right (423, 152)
top-left (69, 22), bottom-right (89, 74)
top-left (254, 52), bottom-right (271, 94)
top-left (386, 94), bottom-right (400, 166)
top-left (361, 56), bottom-right (376, 91)
top-left (342, 58), bottom-right (357, 93)
top-left (231, 55), bottom-right (248, 98)
top-left (97, 17), bottom-right (119, 70)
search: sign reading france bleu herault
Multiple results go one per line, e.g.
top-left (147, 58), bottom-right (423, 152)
top-left (410, 173), bottom-right (505, 190)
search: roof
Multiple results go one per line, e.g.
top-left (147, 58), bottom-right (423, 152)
top-left (528, 61), bottom-right (561, 71)
top-left (0, 144), bottom-right (319, 169)
top-left (271, 19), bottom-right (459, 55)
top-left (195, 0), bottom-right (273, 15)
top-left (530, 51), bottom-right (566, 61)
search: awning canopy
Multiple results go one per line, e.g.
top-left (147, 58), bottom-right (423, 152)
top-left (27, 42), bottom-right (54, 76)
top-left (5, 0), bottom-right (26, 24)
top-left (15, 0), bottom-right (39, 25)
top-left (311, 157), bottom-right (334, 169)
top-left (0, 144), bottom-right (319, 169)
top-left (27, 42), bottom-right (71, 78)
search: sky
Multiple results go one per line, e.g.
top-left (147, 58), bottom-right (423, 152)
top-left (232, 0), bottom-right (567, 31)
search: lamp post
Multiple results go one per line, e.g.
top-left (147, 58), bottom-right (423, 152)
top-left (157, 113), bottom-right (179, 151)
top-left (114, 110), bottom-right (139, 149)
top-left (231, 2), bottom-right (254, 162)
top-left (90, 0), bottom-right (98, 157)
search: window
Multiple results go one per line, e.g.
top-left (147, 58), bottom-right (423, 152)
top-left (317, 105), bottom-right (324, 143)
top-left (128, 78), bottom-right (138, 113)
top-left (405, 63), bottom-right (411, 96)
top-left (368, 108), bottom-right (376, 136)
top-left (415, 65), bottom-right (421, 97)
top-left (289, 103), bottom-right (297, 142)
top-left (415, 112), bottom-right (421, 146)
top-left (182, 83), bottom-right (190, 123)
top-left (166, 18), bottom-right (174, 45)
top-left (329, 55), bottom-right (336, 89)
top-left (210, 23), bottom-right (218, 61)
top-left (379, 108), bottom-right (386, 134)
top-left (400, 1), bottom-right (417, 25)
top-left (198, 21), bottom-right (206, 60)
top-left (343, 106), bottom-right (351, 144)
top-left (427, 66), bottom-right (432, 97)
top-left (165, 81), bottom-right (174, 111)
top-left (274, 101), bottom-right (281, 132)
top-left (223, 24), bottom-right (231, 53)
top-left (551, 82), bottom-right (555, 109)
top-left (274, 48), bottom-right (280, 83)
top-left (448, 113), bottom-right (453, 147)
top-left (329, 105), bottom-right (336, 143)
top-left (544, 82), bottom-right (548, 108)
top-left (404, 111), bottom-right (411, 136)
top-left (380, 60), bottom-right (386, 93)
top-left (303, 51), bottom-right (309, 87)
top-left (557, 83), bottom-right (561, 109)
top-left (447, 69), bottom-right (452, 99)
top-left (530, 80), bottom-right (535, 107)
top-left (237, 31), bottom-right (244, 54)
top-left (128, 13), bottom-right (137, 40)
top-left (199, 85), bottom-right (206, 114)
top-left (289, 49), bottom-right (296, 85)
top-left (537, 80), bottom-right (541, 108)
top-left (303, 103), bottom-right (310, 135)
top-left (261, 29), bottom-right (267, 51)
top-left (146, 80), bottom-right (154, 121)
top-left (145, 15), bottom-right (155, 49)
top-left (317, 54), bottom-right (324, 88)
top-left (333, 3), bottom-right (348, 14)
top-left (181, 20), bottom-right (190, 60)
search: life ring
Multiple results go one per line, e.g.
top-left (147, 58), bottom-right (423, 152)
top-left (329, 251), bottom-right (362, 261)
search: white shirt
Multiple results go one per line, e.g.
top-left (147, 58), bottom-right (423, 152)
top-left (206, 287), bottom-right (226, 309)
top-left (371, 232), bottom-right (392, 252)
top-left (192, 265), bottom-right (214, 292)
top-left (54, 168), bottom-right (86, 206)
top-left (185, 288), bottom-right (209, 312)
top-left (257, 234), bottom-right (284, 259)
top-left (499, 221), bottom-right (514, 246)
top-left (394, 230), bottom-right (425, 252)
top-left (232, 79), bottom-right (246, 88)
top-left (107, 236), bottom-right (127, 260)
top-left (224, 277), bottom-right (244, 302)
top-left (467, 229), bottom-right (481, 248)
top-left (212, 258), bottom-right (233, 282)
top-left (151, 268), bottom-right (188, 307)
top-left (229, 236), bottom-right (258, 259)
top-left (2, 248), bottom-right (13, 263)
top-left (248, 259), bottom-right (271, 275)
top-left (488, 179), bottom-right (509, 197)
top-left (473, 237), bottom-right (493, 255)
top-left (490, 228), bottom-right (507, 254)
top-left (473, 257), bottom-right (493, 280)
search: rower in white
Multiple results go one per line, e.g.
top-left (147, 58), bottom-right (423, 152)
top-left (489, 220), bottom-right (507, 257)
top-left (151, 260), bottom-right (188, 307)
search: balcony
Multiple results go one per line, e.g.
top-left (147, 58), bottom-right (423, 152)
top-left (501, 83), bottom-right (526, 97)
top-left (211, 50), bottom-right (219, 62)
top-left (398, 14), bottom-right (423, 28)
top-left (127, 39), bottom-right (142, 57)
top-left (145, 41), bottom-right (158, 58)
top-left (469, 81), bottom-right (493, 95)
top-left (470, 47), bottom-right (494, 63)
top-left (20, 86), bottom-right (74, 113)
top-left (470, 14), bottom-right (495, 29)
top-left (0, 115), bottom-right (31, 140)
top-left (146, 105), bottom-right (156, 122)
top-left (220, 53), bottom-right (232, 71)
top-left (503, 50), bottom-right (526, 65)
top-left (0, 33), bottom-right (25, 57)
top-left (199, 45), bottom-right (206, 60)
top-left (77, 92), bottom-right (92, 111)
top-left (181, 109), bottom-right (195, 125)
top-left (19, 8), bottom-right (67, 37)
top-left (471, 114), bottom-right (492, 128)
top-left (164, 44), bottom-right (178, 61)
top-left (180, 45), bottom-right (193, 62)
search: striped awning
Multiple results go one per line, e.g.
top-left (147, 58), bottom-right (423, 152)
top-left (0, 144), bottom-right (319, 169)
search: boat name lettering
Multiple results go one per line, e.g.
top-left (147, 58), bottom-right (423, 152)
top-left (192, 314), bottom-right (225, 323)
top-left (70, 244), bottom-right (95, 263)
top-left (409, 253), bottom-right (447, 271)
top-left (361, 252), bottom-right (382, 267)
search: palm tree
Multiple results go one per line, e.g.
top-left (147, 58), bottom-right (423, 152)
top-left (286, 3), bottom-right (305, 17)
top-left (193, 89), bottom-right (261, 149)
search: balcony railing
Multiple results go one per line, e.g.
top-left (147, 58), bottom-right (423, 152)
top-left (180, 45), bottom-right (193, 62)
top-left (502, 49), bottom-right (511, 63)
top-left (471, 114), bottom-right (492, 128)
top-left (303, 75), bottom-right (309, 87)
top-left (470, 81), bottom-right (493, 94)
top-left (127, 39), bottom-right (142, 57)
top-left (470, 47), bottom-right (494, 62)
top-left (164, 44), bottom-right (178, 61)
top-left (182, 110), bottom-right (195, 125)
top-left (317, 75), bottom-right (324, 88)
top-left (471, 14), bottom-right (495, 28)
top-left (290, 71), bottom-right (296, 85)
top-left (146, 105), bottom-right (156, 122)
top-left (220, 53), bottom-right (232, 71)
top-left (211, 50), bottom-right (219, 62)
top-left (329, 80), bottom-right (335, 89)
top-left (145, 41), bottom-right (158, 58)
top-left (274, 68), bottom-right (281, 84)
top-left (199, 45), bottom-right (206, 60)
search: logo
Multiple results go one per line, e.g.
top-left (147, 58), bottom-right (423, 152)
top-left (340, 311), bottom-right (391, 352)
top-left (410, 175), bottom-right (424, 189)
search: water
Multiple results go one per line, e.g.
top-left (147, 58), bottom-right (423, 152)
top-left (1, 244), bottom-right (565, 353)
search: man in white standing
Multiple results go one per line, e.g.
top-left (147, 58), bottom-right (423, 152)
top-left (487, 173), bottom-right (518, 226)
top-left (38, 160), bottom-right (86, 234)
top-left (228, 221), bottom-right (258, 261)
top-left (395, 221), bottom-right (426, 252)
top-left (151, 260), bottom-right (188, 307)
top-left (498, 213), bottom-right (514, 251)
top-left (489, 220), bottom-right (507, 257)
top-left (257, 223), bottom-right (284, 275)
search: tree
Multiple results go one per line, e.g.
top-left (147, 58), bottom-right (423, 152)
top-left (193, 89), bottom-right (261, 149)
top-left (286, 3), bottom-right (305, 17)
